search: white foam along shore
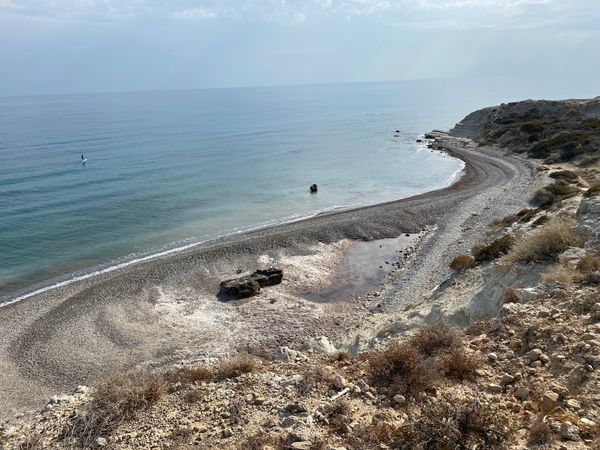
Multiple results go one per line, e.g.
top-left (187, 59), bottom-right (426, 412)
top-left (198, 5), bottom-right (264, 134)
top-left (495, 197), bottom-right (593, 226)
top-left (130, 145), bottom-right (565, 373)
top-left (0, 143), bottom-right (465, 309)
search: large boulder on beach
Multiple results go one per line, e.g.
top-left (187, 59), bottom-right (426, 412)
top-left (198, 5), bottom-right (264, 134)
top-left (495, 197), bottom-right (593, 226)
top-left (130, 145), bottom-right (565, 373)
top-left (220, 277), bottom-right (261, 298)
top-left (220, 268), bottom-right (283, 299)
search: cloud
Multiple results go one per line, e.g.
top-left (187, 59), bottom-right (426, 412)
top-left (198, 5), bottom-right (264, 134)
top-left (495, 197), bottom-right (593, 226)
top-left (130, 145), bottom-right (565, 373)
top-left (1, 0), bottom-right (597, 29)
top-left (173, 6), bottom-right (217, 20)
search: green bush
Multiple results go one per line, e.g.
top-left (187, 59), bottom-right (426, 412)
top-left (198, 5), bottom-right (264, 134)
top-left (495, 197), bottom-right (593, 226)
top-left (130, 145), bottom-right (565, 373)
top-left (549, 170), bottom-right (578, 181)
top-left (532, 189), bottom-right (555, 207)
top-left (584, 184), bottom-right (600, 198)
top-left (528, 132), bottom-right (591, 159)
top-left (449, 255), bottom-right (476, 271)
top-left (545, 181), bottom-right (578, 197)
top-left (520, 122), bottom-right (544, 133)
top-left (472, 234), bottom-right (515, 262)
top-left (507, 220), bottom-right (584, 263)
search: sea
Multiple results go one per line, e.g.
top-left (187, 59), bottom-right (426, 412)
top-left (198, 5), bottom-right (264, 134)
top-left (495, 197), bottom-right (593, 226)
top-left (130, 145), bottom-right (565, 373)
top-left (0, 78), bottom-right (563, 305)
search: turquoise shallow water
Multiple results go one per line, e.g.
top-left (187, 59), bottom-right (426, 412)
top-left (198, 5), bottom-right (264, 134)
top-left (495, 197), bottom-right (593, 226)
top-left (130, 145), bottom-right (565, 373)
top-left (0, 80), bottom-right (518, 304)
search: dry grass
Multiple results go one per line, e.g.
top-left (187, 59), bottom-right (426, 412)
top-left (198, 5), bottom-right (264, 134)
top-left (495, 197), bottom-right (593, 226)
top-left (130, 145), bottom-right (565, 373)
top-left (576, 254), bottom-right (600, 285)
top-left (490, 213), bottom-right (519, 228)
top-left (411, 322), bottom-right (461, 356)
top-left (297, 366), bottom-right (335, 396)
top-left (167, 365), bottom-right (213, 386)
top-left (528, 420), bottom-right (554, 446)
top-left (63, 370), bottom-right (165, 448)
top-left (439, 348), bottom-right (482, 381)
top-left (368, 341), bottom-right (438, 397)
top-left (324, 400), bottom-right (353, 434)
top-left (472, 234), bottom-right (515, 262)
top-left (16, 431), bottom-right (44, 450)
top-left (243, 432), bottom-right (283, 450)
top-left (449, 254), bottom-right (476, 271)
top-left (367, 323), bottom-right (471, 397)
top-left (506, 220), bottom-right (584, 263)
top-left (349, 400), bottom-right (507, 449)
top-left (542, 265), bottom-right (574, 284)
top-left (502, 287), bottom-right (523, 304)
top-left (576, 253), bottom-right (600, 272)
top-left (214, 353), bottom-right (259, 381)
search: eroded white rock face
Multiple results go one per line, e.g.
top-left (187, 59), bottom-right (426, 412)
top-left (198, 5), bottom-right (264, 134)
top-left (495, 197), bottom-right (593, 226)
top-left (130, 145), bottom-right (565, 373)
top-left (575, 196), bottom-right (600, 246)
top-left (305, 336), bottom-right (337, 354)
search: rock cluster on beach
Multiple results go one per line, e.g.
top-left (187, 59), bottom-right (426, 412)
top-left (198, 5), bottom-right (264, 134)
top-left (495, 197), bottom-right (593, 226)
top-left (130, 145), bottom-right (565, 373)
top-left (219, 268), bottom-right (284, 298)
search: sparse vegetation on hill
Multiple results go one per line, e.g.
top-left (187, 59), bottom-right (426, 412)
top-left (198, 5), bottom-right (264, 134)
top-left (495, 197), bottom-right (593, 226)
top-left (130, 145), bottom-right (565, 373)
top-left (471, 234), bottom-right (515, 262)
top-left (451, 97), bottom-right (600, 167)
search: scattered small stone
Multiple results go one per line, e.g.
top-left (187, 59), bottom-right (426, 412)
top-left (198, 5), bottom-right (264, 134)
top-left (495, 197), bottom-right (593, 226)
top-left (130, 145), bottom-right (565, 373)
top-left (488, 384), bottom-right (503, 394)
top-left (284, 402), bottom-right (308, 415)
top-left (514, 386), bottom-right (530, 400)
top-left (488, 352), bottom-right (498, 362)
top-left (541, 391), bottom-right (559, 413)
top-left (558, 422), bottom-right (580, 441)
top-left (500, 373), bottom-right (515, 385)
top-left (393, 394), bottom-right (406, 405)
top-left (333, 375), bottom-right (347, 390)
top-left (274, 347), bottom-right (298, 362)
top-left (526, 349), bottom-right (543, 362)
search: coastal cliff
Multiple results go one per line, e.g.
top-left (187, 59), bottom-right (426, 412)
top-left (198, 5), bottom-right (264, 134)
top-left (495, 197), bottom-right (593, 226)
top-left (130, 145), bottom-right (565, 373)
top-left (2, 98), bottom-right (599, 449)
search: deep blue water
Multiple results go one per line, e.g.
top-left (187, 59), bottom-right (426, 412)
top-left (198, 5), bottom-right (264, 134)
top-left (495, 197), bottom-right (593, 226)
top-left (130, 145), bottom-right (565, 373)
top-left (0, 80), bottom-right (525, 304)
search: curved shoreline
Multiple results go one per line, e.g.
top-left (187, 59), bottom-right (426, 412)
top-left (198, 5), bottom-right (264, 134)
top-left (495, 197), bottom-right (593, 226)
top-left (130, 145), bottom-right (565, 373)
top-left (1, 151), bottom-right (464, 309)
top-left (0, 136), bottom-right (541, 417)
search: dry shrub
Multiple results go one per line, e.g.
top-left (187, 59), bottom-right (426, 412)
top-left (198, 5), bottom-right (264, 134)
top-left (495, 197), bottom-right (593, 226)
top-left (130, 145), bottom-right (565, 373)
top-left (532, 188), bottom-right (556, 207)
top-left (542, 265), bottom-right (574, 284)
top-left (215, 353), bottom-right (258, 380)
top-left (576, 253), bottom-right (600, 276)
top-left (170, 426), bottom-right (194, 447)
top-left (502, 287), bottom-right (523, 304)
top-left (411, 322), bottom-right (461, 356)
top-left (368, 323), bottom-right (476, 398)
top-left (167, 365), bottom-right (213, 385)
top-left (243, 432), bottom-right (282, 450)
top-left (528, 420), bottom-right (554, 445)
top-left (64, 371), bottom-right (165, 448)
top-left (368, 342), bottom-right (437, 397)
top-left (347, 421), bottom-right (397, 449)
top-left (329, 351), bottom-right (351, 363)
top-left (397, 401), bottom-right (506, 448)
top-left (577, 253), bottom-right (600, 272)
top-left (532, 214), bottom-right (550, 226)
top-left (297, 366), bottom-right (335, 396)
top-left (324, 400), bottom-right (352, 434)
top-left (16, 431), bottom-right (43, 450)
top-left (472, 234), bottom-right (515, 262)
top-left (549, 170), bottom-right (578, 181)
top-left (506, 220), bottom-right (584, 263)
top-left (449, 254), bottom-right (475, 271)
top-left (182, 389), bottom-right (204, 403)
top-left (439, 348), bottom-right (482, 381)
top-left (584, 183), bottom-right (600, 197)
top-left (491, 213), bottom-right (519, 228)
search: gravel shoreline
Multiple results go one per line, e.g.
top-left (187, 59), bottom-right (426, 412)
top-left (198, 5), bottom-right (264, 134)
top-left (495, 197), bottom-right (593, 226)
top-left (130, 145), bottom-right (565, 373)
top-left (0, 135), bottom-right (543, 417)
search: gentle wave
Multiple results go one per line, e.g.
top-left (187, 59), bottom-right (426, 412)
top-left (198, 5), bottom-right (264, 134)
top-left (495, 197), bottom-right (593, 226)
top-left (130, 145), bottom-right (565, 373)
top-left (0, 166), bottom-right (465, 309)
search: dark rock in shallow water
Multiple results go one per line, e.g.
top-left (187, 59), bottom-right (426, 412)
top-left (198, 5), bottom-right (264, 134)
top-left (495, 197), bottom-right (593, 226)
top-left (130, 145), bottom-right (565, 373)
top-left (309, 184), bottom-right (318, 193)
top-left (220, 267), bottom-right (284, 299)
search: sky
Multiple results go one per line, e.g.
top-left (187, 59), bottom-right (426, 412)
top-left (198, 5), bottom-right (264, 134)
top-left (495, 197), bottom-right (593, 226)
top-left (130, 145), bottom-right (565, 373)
top-left (0, 0), bottom-right (599, 96)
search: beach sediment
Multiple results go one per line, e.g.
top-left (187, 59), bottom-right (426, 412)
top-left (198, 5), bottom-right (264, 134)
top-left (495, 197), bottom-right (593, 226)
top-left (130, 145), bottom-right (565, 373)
top-left (0, 135), bottom-right (543, 417)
